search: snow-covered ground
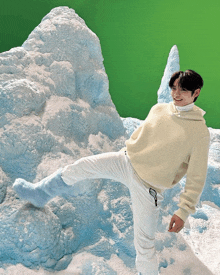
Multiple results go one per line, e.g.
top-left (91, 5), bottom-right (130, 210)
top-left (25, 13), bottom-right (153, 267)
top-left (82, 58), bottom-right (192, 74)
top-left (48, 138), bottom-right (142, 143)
top-left (0, 6), bottom-right (219, 275)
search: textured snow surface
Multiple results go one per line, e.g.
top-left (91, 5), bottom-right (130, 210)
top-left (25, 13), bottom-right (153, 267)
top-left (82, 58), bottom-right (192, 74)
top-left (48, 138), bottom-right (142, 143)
top-left (157, 45), bottom-right (180, 104)
top-left (0, 6), bottom-right (219, 275)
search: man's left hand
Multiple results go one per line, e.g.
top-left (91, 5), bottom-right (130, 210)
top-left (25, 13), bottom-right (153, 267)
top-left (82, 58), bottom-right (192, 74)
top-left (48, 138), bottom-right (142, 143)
top-left (168, 214), bottom-right (184, 233)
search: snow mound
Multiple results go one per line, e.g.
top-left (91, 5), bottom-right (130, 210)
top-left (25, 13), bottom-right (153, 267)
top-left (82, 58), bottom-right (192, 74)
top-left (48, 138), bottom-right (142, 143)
top-left (157, 45), bottom-right (180, 103)
top-left (0, 6), bottom-right (128, 272)
top-left (0, 6), bottom-right (126, 182)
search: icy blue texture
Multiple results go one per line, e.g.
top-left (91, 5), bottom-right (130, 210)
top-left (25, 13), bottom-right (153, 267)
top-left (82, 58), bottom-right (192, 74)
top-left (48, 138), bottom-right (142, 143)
top-left (157, 45), bottom-right (180, 103)
top-left (0, 6), bottom-right (219, 275)
top-left (0, 6), bottom-right (128, 271)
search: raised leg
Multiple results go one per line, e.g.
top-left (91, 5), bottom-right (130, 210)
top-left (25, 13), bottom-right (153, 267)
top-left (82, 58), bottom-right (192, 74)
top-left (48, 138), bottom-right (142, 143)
top-left (13, 151), bottom-right (132, 207)
top-left (61, 151), bottom-right (132, 187)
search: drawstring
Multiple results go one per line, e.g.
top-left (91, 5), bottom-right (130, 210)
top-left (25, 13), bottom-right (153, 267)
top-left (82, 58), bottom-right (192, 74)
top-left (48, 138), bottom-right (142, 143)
top-left (149, 188), bottom-right (157, 207)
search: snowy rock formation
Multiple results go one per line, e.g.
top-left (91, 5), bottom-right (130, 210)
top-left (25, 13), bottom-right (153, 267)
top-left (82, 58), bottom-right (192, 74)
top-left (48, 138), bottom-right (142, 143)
top-left (0, 7), bottom-right (126, 181)
top-left (0, 6), bottom-right (128, 272)
top-left (157, 45), bottom-right (180, 103)
top-left (0, 6), bottom-right (219, 275)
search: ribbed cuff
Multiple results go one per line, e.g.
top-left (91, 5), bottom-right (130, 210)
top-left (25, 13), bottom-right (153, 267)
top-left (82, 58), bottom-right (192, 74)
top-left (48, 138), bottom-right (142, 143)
top-left (174, 208), bottom-right (189, 222)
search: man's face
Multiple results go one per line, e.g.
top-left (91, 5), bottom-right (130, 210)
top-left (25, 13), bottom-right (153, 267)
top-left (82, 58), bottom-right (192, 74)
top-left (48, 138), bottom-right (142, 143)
top-left (171, 79), bottom-right (200, 106)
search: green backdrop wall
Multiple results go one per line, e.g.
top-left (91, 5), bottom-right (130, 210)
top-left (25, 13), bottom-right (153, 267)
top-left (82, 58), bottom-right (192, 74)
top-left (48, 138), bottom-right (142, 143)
top-left (1, 0), bottom-right (219, 129)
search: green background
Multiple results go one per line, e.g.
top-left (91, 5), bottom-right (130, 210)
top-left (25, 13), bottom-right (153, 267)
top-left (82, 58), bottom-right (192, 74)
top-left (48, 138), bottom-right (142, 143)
top-left (1, 0), bottom-right (219, 128)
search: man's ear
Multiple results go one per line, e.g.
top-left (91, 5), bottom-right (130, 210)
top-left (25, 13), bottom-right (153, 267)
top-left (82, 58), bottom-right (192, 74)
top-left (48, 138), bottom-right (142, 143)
top-left (193, 88), bottom-right (201, 98)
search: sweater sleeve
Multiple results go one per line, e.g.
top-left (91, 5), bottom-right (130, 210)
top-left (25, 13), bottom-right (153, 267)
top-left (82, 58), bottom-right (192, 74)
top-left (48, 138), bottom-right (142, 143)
top-left (174, 135), bottom-right (210, 222)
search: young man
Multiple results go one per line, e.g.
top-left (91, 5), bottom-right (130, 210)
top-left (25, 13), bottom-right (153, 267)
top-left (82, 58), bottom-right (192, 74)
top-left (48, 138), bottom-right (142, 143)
top-left (13, 70), bottom-right (210, 275)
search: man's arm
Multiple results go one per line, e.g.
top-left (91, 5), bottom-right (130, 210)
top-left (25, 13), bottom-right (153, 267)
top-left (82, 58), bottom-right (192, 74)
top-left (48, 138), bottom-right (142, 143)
top-left (169, 135), bottom-right (210, 232)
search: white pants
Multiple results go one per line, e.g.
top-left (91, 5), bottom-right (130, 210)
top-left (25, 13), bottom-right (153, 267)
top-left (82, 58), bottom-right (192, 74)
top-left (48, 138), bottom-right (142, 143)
top-left (62, 150), bottom-right (163, 275)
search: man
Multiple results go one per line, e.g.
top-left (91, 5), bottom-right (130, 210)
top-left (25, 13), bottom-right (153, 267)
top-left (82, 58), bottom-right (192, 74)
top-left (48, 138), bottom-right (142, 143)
top-left (13, 70), bottom-right (210, 275)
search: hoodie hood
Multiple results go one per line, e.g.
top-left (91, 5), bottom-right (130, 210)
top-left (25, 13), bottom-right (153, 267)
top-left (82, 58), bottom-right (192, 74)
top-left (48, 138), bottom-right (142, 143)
top-left (169, 102), bottom-right (206, 121)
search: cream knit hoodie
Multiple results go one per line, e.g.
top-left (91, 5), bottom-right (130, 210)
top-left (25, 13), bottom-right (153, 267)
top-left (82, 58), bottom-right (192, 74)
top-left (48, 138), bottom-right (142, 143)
top-left (125, 102), bottom-right (210, 222)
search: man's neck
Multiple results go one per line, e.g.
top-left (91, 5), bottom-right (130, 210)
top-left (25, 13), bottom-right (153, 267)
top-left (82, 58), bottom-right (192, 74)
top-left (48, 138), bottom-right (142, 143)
top-left (175, 102), bottom-right (194, 112)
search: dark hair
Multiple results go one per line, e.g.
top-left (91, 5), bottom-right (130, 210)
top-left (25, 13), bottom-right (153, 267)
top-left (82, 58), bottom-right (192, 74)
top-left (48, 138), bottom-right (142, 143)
top-left (169, 70), bottom-right (203, 102)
